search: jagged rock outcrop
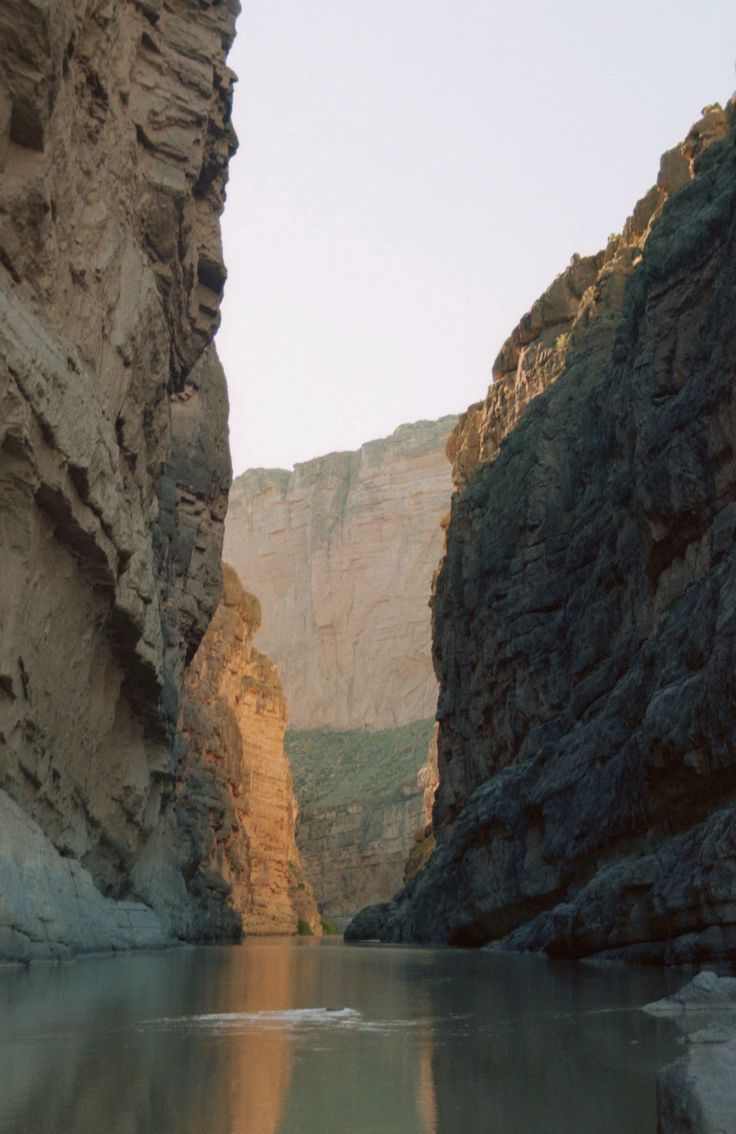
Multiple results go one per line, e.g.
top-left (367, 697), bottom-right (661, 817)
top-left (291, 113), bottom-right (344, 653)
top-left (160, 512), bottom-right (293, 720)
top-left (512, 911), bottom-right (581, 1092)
top-left (347, 102), bottom-right (736, 960)
top-left (224, 417), bottom-right (456, 730)
top-left (178, 565), bottom-right (321, 937)
top-left (287, 720), bottom-right (437, 922)
top-left (0, 0), bottom-right (238, 959)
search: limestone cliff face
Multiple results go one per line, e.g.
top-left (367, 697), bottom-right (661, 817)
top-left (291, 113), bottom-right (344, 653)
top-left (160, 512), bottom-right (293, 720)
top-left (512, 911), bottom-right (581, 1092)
top-left (287, 720), bottom-right (437, 921)
top-left (347, 102), bottom-right (736, 963)
top-left (0, 0), bottom-right (237, 959)
top-left (224, 417), bottom-right (456, 730)
top-left (178, 565), bottom-right (321, 937)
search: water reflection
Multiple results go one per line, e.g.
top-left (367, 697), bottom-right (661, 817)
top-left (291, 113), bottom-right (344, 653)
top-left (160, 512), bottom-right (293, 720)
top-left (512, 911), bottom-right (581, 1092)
top-left (0, 941), bottom-right (691, 1134)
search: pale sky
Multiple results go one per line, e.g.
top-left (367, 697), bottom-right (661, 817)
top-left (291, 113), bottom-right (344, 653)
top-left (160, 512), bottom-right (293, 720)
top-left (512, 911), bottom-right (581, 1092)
top-left (217, 1), bottom-right (736, 476)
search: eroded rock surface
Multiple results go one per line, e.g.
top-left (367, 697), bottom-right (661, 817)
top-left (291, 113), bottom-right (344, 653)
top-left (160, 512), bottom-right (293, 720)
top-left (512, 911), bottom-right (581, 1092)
top-left (178, 565), bottom-right (321, 937)
top-left (644, 972), bottom-right (736, 1015)
top-left (654, 978), bottom-right (736, 1134)
top-left (0, 0), bottom-right (237, 956)
top-left (224, 417), bottom-right (456, 730)
top-left (347, 102), bottom-right (736, 960)
top-left (288, 721), bottom-right (438, 922)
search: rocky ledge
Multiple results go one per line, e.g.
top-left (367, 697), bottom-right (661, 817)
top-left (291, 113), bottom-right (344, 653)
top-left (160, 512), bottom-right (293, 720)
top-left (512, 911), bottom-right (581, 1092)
top-left (645, 973), bottom-right (736, 1133)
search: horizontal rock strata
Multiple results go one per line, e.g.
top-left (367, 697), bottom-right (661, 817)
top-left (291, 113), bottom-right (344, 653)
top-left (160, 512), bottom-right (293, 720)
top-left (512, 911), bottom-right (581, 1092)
top-left (347, 102), bottom-right (736, 961)
top-left (178, 565), bottom-right (321, 937)
top-left (0, 0), bottom-right (238, 958)
top-left (287, 721), bottom-right (437, 921)
top-left (224, 417), bottom-right (456, 730)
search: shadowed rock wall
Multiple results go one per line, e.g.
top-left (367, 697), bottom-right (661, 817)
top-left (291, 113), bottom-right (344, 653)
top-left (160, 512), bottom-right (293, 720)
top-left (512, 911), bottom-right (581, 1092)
top-left (347, 102), bottom-right (736, 963)
top-left (0, 0), bottom-right (238, 958)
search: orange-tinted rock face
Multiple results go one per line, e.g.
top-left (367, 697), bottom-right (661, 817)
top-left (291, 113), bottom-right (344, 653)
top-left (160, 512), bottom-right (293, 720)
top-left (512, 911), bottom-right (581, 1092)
top-left (224, 418), bottom-right (456, 730)
top-left (179, 566), bottom-right (321, 937)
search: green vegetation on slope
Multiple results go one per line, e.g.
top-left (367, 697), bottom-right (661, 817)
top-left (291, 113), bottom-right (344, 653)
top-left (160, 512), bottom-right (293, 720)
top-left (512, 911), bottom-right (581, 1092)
top-left (285, 719), bottom-right (435, 810)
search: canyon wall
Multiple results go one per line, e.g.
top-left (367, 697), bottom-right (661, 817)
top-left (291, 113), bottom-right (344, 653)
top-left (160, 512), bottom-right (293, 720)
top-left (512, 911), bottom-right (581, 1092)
top-left (224, 419), bottom-right (452, 917)
top-left (224, 417), bottom-right (456, 730)
top-left (0, 0), bottom-right (238, 959)
top-left (347, 101), bottom-right (736, 964)
top-left (286, 720), bottom-right (437, 922)
top-left (178, 565), bottom-right (321, 937)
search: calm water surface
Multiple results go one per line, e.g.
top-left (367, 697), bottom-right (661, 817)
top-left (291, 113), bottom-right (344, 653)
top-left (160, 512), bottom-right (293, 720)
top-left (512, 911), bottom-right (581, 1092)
top-left (0, 939), bottom-right (696, 1133)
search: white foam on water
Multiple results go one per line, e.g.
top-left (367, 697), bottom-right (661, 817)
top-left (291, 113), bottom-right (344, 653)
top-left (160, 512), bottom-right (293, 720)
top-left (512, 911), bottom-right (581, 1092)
top-left (139, 1007), bottom-right (366, 1033)
top-left (138, 1006), bottom-right (429, 1036)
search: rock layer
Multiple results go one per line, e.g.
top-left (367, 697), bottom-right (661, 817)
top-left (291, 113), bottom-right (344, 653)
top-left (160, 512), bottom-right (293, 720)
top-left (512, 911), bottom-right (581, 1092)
top-left (178, 565), bottom-right (321, 936)
top-left (347, 102), bottom-right (736, 961)
top-left (0, 0), bottom-right (237, 957)
top-left (287, 721), bottom-right (437, 921)
top-left (224, 417), bottom-right (456, 730)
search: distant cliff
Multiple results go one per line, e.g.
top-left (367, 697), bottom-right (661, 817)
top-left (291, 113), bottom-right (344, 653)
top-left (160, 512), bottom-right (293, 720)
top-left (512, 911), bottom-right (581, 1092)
top-left (224, 417), bottom-right (456, 730)
top-left (0, 0), bottom-right (237, 959)
top-left (347, 101), bottom-right (736, 964)
top-left (224, 419), bottom-right (452, 917)
top-left (286, 720), bottom-right (437, 921)
top-left (178, 565), bottom-right (321, 937)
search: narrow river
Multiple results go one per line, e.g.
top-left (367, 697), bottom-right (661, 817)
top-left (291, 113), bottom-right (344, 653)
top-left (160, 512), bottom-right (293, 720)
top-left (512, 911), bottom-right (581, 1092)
top-left (0, 939), bottom-right (691, 1133)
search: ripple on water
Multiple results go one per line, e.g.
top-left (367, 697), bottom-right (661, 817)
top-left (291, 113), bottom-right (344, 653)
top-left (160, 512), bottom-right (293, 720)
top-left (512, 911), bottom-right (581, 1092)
top-left (137, 1006), bottom-right (423, 1035)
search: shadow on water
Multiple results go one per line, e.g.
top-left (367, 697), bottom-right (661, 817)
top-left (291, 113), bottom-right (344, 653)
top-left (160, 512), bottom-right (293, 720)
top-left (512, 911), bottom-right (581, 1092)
top-left (0, 940), bottom-right (698, 1134)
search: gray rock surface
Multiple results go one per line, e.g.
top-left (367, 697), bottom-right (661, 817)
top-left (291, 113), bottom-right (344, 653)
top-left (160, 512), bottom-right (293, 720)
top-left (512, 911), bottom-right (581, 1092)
top-left (644, 972), bottom-right (736, 1014)
top-left (657, 1031), bottom-right (736, 1133)
top-left (0, 789), bottom-right (168, 961)
top-left (0, 0), bottom-right (237, 957)
top-left (347, 102), bottom-right (736, 959)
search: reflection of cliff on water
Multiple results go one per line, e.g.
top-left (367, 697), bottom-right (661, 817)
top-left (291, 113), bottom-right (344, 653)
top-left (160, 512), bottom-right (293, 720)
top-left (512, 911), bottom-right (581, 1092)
top-left (277, 947), bottom-right (439, 1134)
top-left (0, 941), bottom-right (687, 1134)
top-left (0, 944), bottom-right (296, 1134)
top-left (425, 952), bottom-right (682, 1134)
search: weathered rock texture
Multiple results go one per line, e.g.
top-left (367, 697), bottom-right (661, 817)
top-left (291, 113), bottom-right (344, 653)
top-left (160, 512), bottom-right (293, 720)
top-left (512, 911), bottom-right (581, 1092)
top-left (287, 720), bottom-right (437, 921)
top-left (178, 565), bottom-right (321, 936)
top-left (224, 417), bottom-right (457, 730)
top-left (347, 101), bottom-right (736, 962)
top-left (658, 1031), bottom-right (736, 1134)
top-left (0, 0), bottom-right (238, 959)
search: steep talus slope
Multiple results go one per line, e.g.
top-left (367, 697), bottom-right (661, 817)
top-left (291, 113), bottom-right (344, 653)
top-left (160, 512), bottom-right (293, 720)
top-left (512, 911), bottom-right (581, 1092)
top-left (178, 565), bottom-right (321, 937)
top-left (0, 0), bottom-right (237, 958)
top-left (347, 102), bottom-right (736, 962)
top-left (224, 417), bottom-right (456, 730)
top-left (286, 720), bottom-right (437, 921)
